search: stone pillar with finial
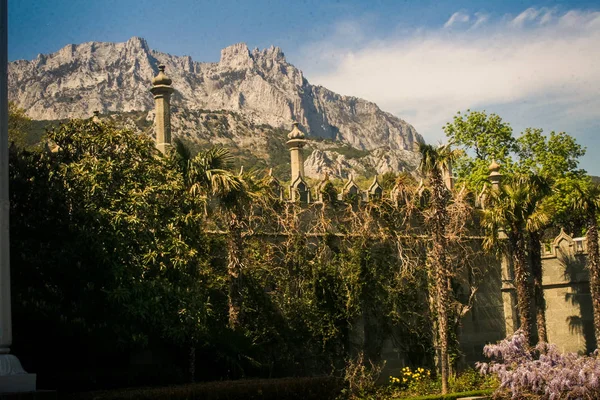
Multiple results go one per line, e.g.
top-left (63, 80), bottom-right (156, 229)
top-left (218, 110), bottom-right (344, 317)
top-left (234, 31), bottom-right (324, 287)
top-left (287, 122), bottom-right (306, 180)
top-left (150, 64), bottom-right (174, 154)
top-left (287, 122), bottom-right (310, 202)
top-left (488, 159), bottom-right (502, 191)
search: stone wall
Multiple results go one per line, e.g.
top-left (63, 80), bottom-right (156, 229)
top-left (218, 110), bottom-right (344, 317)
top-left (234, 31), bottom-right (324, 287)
top-left (459, 246), bottom-right (506, 363)
top-left (470, 229), bottom-right (595, 361)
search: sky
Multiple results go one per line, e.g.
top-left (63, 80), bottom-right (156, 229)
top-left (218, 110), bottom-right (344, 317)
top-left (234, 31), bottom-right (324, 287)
top-left (8, 0), bottom-right (600, 174)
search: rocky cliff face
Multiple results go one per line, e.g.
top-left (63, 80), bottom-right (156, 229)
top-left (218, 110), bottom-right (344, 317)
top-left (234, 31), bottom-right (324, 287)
top-left (9, 36), bottom-right (423, 177)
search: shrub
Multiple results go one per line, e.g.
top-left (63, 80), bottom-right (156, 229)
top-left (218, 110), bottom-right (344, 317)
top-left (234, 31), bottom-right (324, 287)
top-left (477, 330), bottom-right (600, 399)
top-left (387, 367), bottom-right (497, 399)
top-left (341, 352), bottom-right (384, 399)
top-left (448, 368), bottom-right (497, 393)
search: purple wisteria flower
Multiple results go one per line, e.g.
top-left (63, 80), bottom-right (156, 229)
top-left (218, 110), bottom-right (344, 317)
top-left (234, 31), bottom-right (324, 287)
top-left (477, 331), bottom-right (600, 399)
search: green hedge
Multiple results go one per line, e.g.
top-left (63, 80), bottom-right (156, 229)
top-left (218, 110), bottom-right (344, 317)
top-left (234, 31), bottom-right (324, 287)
top-left (395, 388), bottom-right (494, 400)
top-left (63, 376), bottom-right (343, 400)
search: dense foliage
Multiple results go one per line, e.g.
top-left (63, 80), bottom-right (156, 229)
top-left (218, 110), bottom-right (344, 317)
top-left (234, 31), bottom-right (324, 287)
top-left (9, 117), bottom-right (458, 391)
top-left (9, 104), bottom-right (597, 398)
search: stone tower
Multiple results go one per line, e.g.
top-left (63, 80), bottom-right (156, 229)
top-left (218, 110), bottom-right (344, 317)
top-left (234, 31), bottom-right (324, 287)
top-left (150, 65), bottom-right (174, 154)
top-left (287, 122), bottom-right (306, 179)
top-left (287, 122), bottom-right (310, 202)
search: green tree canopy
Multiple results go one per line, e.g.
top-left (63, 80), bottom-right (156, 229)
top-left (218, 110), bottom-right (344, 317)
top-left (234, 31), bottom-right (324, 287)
top-left (10, 120), bottom-right (216, 386)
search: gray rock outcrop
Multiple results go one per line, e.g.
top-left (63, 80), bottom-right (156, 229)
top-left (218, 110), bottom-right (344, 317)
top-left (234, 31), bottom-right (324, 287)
top-left (9, 36), bottom-right (424, 177)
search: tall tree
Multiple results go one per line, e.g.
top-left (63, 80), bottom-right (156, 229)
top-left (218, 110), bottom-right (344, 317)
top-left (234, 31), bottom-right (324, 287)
top-left (516, 128), bottom-right (585, 342)
top-left (419, 143), bottom-right (458, 394)
top-left (483, 174), bottom-right (550, 345)
top-left (443, 110), bottom-right (516, 190)
top-left (173, 141), bottom-right (264, 329)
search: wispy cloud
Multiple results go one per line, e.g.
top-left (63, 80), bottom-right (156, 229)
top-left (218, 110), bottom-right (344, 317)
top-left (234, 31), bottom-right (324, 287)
top-left (471, 12), bottom-right (489, 29)
top-left (444, 12), bottom-right (470, 28)
top-left (299, 8), bottom-right (600, 152)
top-left (511, 7), bottom-right (541, 27)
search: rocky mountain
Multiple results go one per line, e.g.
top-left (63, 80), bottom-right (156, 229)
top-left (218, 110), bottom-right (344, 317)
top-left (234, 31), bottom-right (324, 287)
top-left (8, 36), bottom-right (423, 179)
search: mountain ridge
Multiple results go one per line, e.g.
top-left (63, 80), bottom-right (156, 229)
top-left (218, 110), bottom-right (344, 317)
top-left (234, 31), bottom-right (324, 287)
top-left (8, 36), bottom-right (423, 178)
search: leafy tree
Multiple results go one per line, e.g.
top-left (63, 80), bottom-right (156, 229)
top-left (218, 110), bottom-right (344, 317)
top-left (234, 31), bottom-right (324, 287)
top-left (443, 110), bottom-right (516, 191)
top-left (8, 101), bottom-right (32, 148)
top-left (515, 128), bottom-right (586, 343)
top-left (10, 120), bottom-right (212, 387)
top-left (516, 128), bottom-right (585, 178)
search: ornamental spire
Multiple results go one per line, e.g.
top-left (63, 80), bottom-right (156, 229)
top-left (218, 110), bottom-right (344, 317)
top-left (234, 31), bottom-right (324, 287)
top-left (150, 64), bottom-right (175, 154)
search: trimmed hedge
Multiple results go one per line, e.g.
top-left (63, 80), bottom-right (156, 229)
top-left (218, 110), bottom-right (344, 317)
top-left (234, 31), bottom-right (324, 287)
top-left (62, 376), bottom-right (343, 400)
top-left (395, 388), bottom-right (494, 400)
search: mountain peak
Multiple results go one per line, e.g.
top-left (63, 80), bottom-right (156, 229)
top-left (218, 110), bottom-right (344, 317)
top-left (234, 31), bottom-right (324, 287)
top-left (8, 38), bottom-right (423, 176)
top-left (125, 36), bottom-right (150, 52)
top-left (261, 45), bottom-right (285, 62)
top-left (219, 43), bottom-right (251, 68)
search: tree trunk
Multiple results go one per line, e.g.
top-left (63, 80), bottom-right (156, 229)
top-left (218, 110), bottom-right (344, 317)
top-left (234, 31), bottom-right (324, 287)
top-left (435, 244), bottom-right (450, 395)
top-left (511, 229), bottom-right (535, 345)
top-left (429, 170), bottom-right (450, 395)
top-left (529, 231), bottom-right (547, 343)
top-left (586, 212), bottom-right (600, 348)
top-left (227, 211), bottom-right (244, 329)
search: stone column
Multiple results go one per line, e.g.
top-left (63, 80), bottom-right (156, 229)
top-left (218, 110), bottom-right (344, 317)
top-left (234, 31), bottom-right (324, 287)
top-left (150, 65), bottom-right (174, 154)
top-left (488, 159), bottom-right (501, 191)
top-left (0, 0), bottom-right (36, 391)
top-left (286, 122), bottom-right (306, 180)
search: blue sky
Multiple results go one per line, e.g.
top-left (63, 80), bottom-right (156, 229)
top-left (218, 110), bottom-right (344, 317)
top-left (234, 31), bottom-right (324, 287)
top-left (8, 0), bottom-right (600, 174)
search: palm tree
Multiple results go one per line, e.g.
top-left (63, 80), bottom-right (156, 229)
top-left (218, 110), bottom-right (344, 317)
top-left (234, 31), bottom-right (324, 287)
top-left (483, 174), bottom-right (550, 345)
top-left (571, 180), bottom-right (600, 347)
top-left (172, 141), bottom-right (256, 329)
top-left (419, 143), bottom-right (457, 395)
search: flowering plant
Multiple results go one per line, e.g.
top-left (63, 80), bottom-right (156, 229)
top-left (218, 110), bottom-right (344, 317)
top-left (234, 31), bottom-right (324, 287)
top-left (389, 366), bottom-right (431, 390)
top-left (477, 331), bottom-right (600, 399)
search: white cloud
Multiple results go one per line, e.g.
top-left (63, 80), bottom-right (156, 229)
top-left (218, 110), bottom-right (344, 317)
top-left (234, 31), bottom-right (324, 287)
top-left (511, 7), bottom-right (541, 27)
top-left (299, 8), bottom-right (600, 151)
top-left (444, 12), bottom-right (470, 28)
top-left (471, 12), bottom-right (489, 29)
